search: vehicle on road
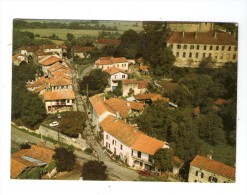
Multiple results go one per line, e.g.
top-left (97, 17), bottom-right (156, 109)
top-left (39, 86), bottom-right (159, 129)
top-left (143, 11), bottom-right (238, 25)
top-left (49, 121), bottom-right (59, 127)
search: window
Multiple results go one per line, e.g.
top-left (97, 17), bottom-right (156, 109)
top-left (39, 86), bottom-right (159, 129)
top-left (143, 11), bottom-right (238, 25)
top-left (209, 53), bottom-right (212, 58)
top-left (183, 45), bottom-right (187, 49)
top-left (234, 46), bottom-right (237, 51)
top-left (170, 44), bottom-right (173, 49)
top-left (189, 52), bottom-right (192, 58)
top-left (209, 176), bottom-right (218, 183)
top-left (138, 151), bottom-right (141, 158)
top-left (196, 171), bottom-right (204, 178)
top-left (203, 53), bottom-right (206, 58)
top-left (66, 100), bottom-right (70, 103)
top-left (204, 45), bottom-right (207, 50)
top-left (233, 54), bottom-right (237, 60)
top-left (190, 45), bottom-right (194, 50)
top-left (112, 140), bottom-right (114, 145)
top-left (210, 46), bottom-right (213, 50)
top-left (228, 46), bottom-right (231, 51)
top-left (131, 150), bottom-right (133, 156)
top-left (214, 54), bottom-right (218, 60)
top-left (216, 46), bottom-right (219, 50)
top-left (122, 75), bottom-right (125, 78)
top-left (222, 46), bottom-right (225, 51)
top-left (197, 45), bottom-right (200, 50)
top-left (176, 52), bottom-right (179, 57)
top-left (177, 44), bottom-right (181, 49)
top-left (183, 52), bottom-right (186, 58)
top-left (196, 53), bottom-right (199, 58)
top-left (106, 134), bottom-right (108, 140)
top-left (120, 145), bottom-right (123, 150)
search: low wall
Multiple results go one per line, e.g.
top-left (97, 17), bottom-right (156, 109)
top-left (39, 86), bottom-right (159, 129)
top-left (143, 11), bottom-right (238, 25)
top-left (38, 125), bottom-right (89, 151)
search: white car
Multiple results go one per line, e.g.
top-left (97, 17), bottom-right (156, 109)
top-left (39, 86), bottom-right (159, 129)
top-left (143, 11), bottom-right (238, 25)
top-left (49, 121), bottom-right (59, 127)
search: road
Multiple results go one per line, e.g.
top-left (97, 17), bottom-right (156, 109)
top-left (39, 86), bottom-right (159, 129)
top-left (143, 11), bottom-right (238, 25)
top-left (79, 64), bottom-right (93, 80)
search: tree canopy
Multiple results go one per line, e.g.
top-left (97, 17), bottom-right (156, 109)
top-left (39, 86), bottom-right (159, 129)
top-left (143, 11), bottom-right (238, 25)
top-left (153, 148), bottom-right (174, 172)
top-left (79, 69), bottom-right (109, 97)
top-left (53, 147), bottom-right (75, 172)
top-left (81, 160), bottom-right (108, 180)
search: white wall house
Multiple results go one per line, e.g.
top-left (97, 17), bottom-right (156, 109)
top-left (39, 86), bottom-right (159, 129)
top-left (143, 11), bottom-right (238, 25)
top-left (94, 56), bottom-right (129, 71)
top-left (89, 95), bottom-right (116, 133)
top-left (100, 115), bottom-right (169, 171)
top-left (188, 155), bottom-right (235, 183)
top-left (43, 90), bottom-right (75, 113)
top-left (104, 67), bottom-right (128, 91)
top-left (122, 79), bottom-right (148, 97)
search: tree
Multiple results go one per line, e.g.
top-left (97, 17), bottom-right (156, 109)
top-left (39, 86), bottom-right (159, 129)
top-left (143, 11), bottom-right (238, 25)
top-left (59, 111), bottom-right (87, 138)
top-left (197, 57), bottom-right (216, 74)
top-left (113, 81), bottom-right (122, 96)
top-left (79, 69), bottom-right (108, 97)
top-left (197, 112), bottom-right (226, 146)
top-left (115, 30), bottom-right (142, 59)
top-left (53, 147), bottom-right (75, 172)
top-left (82, 160), bottom-right (108, 180)
top-left (153, 148), bottom-right (174, 172)
top-left (66, 33), bottom-right (75, 42)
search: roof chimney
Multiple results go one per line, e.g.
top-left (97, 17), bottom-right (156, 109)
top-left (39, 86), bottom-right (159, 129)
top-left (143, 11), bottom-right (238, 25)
top-left (214, 31), bottom-right (217, 38)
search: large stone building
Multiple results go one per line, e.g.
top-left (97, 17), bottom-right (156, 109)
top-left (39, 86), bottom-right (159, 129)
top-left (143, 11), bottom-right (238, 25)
top-left (188, 155), bottom-right (235, 183)
top-left (166, 30), bottom-right (238, 67)
top-left (167, 22), bottom-right (214, 32)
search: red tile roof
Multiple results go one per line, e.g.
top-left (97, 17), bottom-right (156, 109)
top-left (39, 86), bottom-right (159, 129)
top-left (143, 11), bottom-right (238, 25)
top-left (33, 85), bottom-right (46, 94)
top-left (40, 56), bottom-right (62, 66)
top-left (47, 62), bottom-right (64, 73)
top-left (26, 77), bottom-right (48, 88)
top-left (105, 98), bottom-right (144, 118)
top-left (190, 155), bottom-right (235, 180)
top-left (95, 39), bottom-right (121, 46)
top-left (48, 77), bottom-right (72, 86)
top-left (104, 67), bottom-right (126, 75)
top-left (134, 93), bottom-right (169, 102)
top-left (100, 116), bottom-right (165, 155)
top-left (43, 90), bottom-right (75, 101)
top-left (73, 46), bottom-right (95, 53)
top-left (95, 57), bottom-right (128, 66)
top-left (214, 98), bottom-right (228, 105)
top-left (137, 80), bottom-right (148, 89)
top-left (122, 79), bottom-right (138, 85)
top-left (89, 95), bottom-right (116, 117)
top-left (166, 31), bottom-right (237, 45)
top-left (34, 51), bottom-right (54, 56)
top-left (11, 145), bottom-right (55, 178)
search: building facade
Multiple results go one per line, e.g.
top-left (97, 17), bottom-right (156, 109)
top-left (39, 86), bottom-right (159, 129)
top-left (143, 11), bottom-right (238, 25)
top-left (188, 155), bottom-right (235, 183)
top-left (167, 22), bottom-right (214, 32)
top-left (94, 56), bottom-right (129, 71)
top-left (166, 31), bottom-right (238, 67)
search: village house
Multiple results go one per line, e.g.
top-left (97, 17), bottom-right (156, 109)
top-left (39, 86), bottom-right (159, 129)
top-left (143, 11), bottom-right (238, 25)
top-left (94, 56), bottom-right (129, 71)
top-left (88, 95), bottom-right (116, 133)
top-left (100, 115), bottom-right (169, 171)
top-left (103, 67), bottom-right (128, 91)
top-left (93, 38), bottom-right (121, 49)
top-left (39, 55), bottom-right (63, 75)
top-left (47, 76), bottom-right (73, 92)
top-left (33, 51), bottom-right (55, 64)
top-left (43, 90), bottom-right (75, 113)
top-left (47, 62), bottom-right (67, 78)
top-left (72, 46), bottom-right (95, 59)
top-left (11, 145), bottom-right (55, 179)
top-left (134, 93), bottom-right (170, 104)
top-left (166, 30), bottom-right (238, 67)
top-left (26, 77), bottom-right (48, 95)
top-left (122, 79), bottom-right (148, 97)
top-left (12, 54), bottom-right (27, 66)
top-left (104, 98), bottom-right (145, 118)
top-left (188, 155), bottom-right (235, 183)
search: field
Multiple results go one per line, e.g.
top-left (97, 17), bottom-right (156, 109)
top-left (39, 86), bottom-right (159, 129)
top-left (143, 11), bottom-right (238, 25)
top-left (20, 28), bottom-right (101, 40)
top-left (19, 20), bottom-right (143, 41)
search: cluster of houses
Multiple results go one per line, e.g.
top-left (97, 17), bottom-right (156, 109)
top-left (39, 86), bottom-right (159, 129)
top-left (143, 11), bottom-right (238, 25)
top-left (14, 44), bottom-right (77, 113)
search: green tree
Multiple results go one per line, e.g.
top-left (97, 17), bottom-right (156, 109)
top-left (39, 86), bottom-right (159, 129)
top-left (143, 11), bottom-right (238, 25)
top-left (115, 30), bottom-right (142, 59)
top-left (66, 33), bottom-right (75, 41)
top-left (113, 81), bottom-right (122, 96)
top-left (153, 148), bottom-right (174, 172)
top-left (197, 112), bottom-right (226, 146)
top-left (79, 69), bottom-right (108, 97)
top-left (53, 147), bottom-right (75, 172)
top-left (59, 111), bottom-right (87, 138)
top-left (82, 160), bottom-right (108, 180)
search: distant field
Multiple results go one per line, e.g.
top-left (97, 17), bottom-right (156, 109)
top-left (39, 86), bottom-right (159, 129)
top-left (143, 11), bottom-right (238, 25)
top-left (35, 37), bottom-right (65, 45)
top-left (20, 29), bottom-right (101, 40)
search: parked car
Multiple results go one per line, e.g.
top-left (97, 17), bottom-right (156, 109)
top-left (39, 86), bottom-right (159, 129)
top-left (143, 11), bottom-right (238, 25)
top-left (138, 170), bottom-right (151, 177)
top-left (49, 121), bottom-right (59, 127)
top-left (57, 114), bottom-right (62, 119)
